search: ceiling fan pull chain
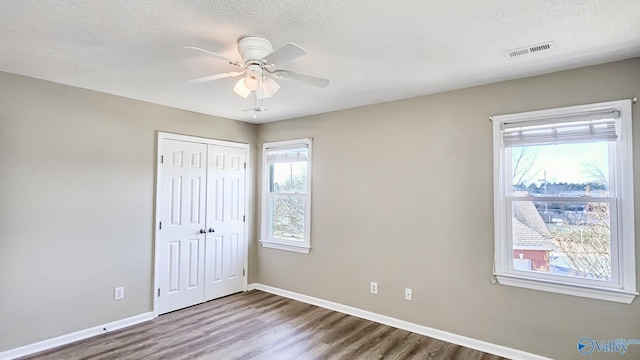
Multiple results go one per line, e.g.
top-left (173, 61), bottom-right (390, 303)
top-left (253, 83), bottom-right (257, 109)
top-left (261, 75), bottom-right (265, 110)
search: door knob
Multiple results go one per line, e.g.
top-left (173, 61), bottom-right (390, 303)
top-left (208, 228), bottom-right (215, 233)
top-left (199, 229), bottom-right (206, 234)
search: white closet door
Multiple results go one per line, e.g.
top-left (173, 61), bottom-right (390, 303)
top-left (204, 144), bottom-right (247, 301)
top-left (157, 139), bottom-right (207, 314)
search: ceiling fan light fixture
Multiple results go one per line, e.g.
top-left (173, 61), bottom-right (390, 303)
top-left (243, 75), bottom-right (260, 91)
top-left (256, 77), bottom-right (281, 99)
top-left (233, 78), bottom-right (251, 98)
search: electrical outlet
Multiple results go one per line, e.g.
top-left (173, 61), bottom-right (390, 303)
top-left (370, 281), bottom-right (378, 294)
top-left (114, 287), bottom-right (124, 300)
top-left (404, 288), bottom-right (412, 301)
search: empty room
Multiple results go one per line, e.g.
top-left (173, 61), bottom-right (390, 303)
top-left (2, 1), bottom-right (640, 359)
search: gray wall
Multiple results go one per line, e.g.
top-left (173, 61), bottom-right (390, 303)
top-left (0, 72), bottom-right (257, 351)
top-left (255, 58), bottom-right (640, 360)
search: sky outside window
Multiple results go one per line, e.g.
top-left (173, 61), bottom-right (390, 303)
top-left (512, 142), bottom-right (609, 188)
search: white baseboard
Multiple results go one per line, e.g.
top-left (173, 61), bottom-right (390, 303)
top-left (0, 312), bottom-right (154, 360)
top-left (248, 283), bottom-right (551, 360)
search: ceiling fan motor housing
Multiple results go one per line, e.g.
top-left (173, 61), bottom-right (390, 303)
top-left (238, 36), bottom-right (273, 63)
top-left (246, 64), bottom-right (263, 79)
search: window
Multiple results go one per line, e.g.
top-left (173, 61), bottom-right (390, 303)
top-left (492, 100), bottom-right (636, 303)
top-left (260, 139), bottom-right (312, 253)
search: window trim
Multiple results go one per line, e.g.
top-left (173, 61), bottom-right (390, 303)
top-left (492, 100), bottom-right (636, 303)
top-left (260, 138), bottom-right (312, 254)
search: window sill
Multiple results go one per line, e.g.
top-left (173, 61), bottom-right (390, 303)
top-left (495, 273), bottom-right (638, 304)
top-left (260, 240), bottom-right (311, 254)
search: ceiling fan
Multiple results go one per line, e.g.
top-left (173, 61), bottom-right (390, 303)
top-left (186, 36), bottom-right (330, 99)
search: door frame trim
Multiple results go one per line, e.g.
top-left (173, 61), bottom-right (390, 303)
top-left (153, 132), bottom-right (251, 317)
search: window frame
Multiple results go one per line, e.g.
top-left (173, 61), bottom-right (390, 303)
top-left (260, 138), bottom-right (312, 254)
top-left (492, 100), bottom-right (636, 303)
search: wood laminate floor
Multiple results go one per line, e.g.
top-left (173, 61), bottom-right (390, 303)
top-left (22, 290), bottom-right (509, 360)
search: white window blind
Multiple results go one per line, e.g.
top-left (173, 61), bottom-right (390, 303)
top-left (265, 145), bottom-right (309, 163)
top-left (501, 110), bottom-right (619, 147)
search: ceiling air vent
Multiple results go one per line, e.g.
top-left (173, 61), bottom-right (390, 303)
top-left (504, 41), bottom-right (555, 59)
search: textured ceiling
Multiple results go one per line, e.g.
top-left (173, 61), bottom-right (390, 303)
top-left (1, 1), bottom-right (639, 123)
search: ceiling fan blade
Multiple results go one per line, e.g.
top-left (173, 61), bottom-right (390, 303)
top-left (184, 46), bottom-right (243, 67)
top-left (272, 70), bottom-right (330, 88)
top-left (263, 43), bottom-right (307, 67)
top-left (187, 71), bottom-right (245, 84)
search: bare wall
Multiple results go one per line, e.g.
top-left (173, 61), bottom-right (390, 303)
top-left (255, 58), bottom-right (640, 359)
top-left (0, 72), bottom-right (257, 351)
